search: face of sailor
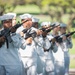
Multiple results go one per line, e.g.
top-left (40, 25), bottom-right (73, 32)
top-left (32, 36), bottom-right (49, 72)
top-left (12, 17), bottom-right (16, 26)
top-left (22, 18), bottom-right (32, 29)
top-left (57, 25), bottom-right (60, 31)
top-left (53, 26), bottom-right (59, 34)
top-left (60, 27), bottom-right (67, 34)
top-left (3, 19), bottom-right (12, 29)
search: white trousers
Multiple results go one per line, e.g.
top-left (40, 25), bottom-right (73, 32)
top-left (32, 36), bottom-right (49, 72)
top-left (37, 55), bottom-right (45, 75)
top-left (55, 61), bottom-right (65, 75)
top-left (43, 59), bottom-right (55, 75)
top-left (64, 56), bottom-right (70, 75)
top-left (21, 57), bottom-right (37, 75)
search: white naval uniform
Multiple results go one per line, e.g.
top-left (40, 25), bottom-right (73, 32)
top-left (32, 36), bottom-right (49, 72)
top-left (16, 25), bottom-right (25, 33)
top-left (17, 26), bottom-right (38, 75)
top-left (19, 41), bottom-right (37, 75)
top-left (47, 34), bottom-right (58, 75)
top-left (42, 37), bottom-right (54, 75)
top-left (53, 44), bottom-right (65, 75)
top-left (0, 31), bottom-right (26, 75)
top-left (48, 34), bottom-right (65, 75)
top-left (62, 38), bottom-right (73, 75)
top-left (34, 36), bottom-right (45, 75)
top-left (35, 35), bottom-right (55, 75)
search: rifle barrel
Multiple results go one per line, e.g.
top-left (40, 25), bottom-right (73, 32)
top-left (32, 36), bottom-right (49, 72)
top-left (66, 31), bottom-right (75, 37)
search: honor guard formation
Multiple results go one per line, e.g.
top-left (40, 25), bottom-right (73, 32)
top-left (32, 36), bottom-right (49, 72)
top-left (0, 13), bottom-right (74, 75)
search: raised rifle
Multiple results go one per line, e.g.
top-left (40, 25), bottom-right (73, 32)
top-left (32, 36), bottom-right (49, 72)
top-left (50, 35), bottom-right (62, 43)
top-left (22, 28), bottom-right (28, 33)
top-left (0, 20), bottom-right (28, 48)
top-left (65, 31), bottom-right (75, 37)
top-left (40, 25), bottom-right (60, 33)
top-left (22, 28), bottom-right (37, 39)
top-left (50, 31), bottom-right (75, 43)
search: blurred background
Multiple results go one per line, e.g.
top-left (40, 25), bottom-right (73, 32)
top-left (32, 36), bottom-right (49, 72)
top-left (0, 0), bottom-right (75, 72)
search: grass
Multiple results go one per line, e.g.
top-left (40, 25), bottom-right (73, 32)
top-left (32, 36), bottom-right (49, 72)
top-left (70, 59), bottom-right (75, 68)
top-left (69, 38), bottom-right (75, 68)
top-left (13, 4), bottom-right (41, 15)
top-left (69, 38), bottom-right (75, 55)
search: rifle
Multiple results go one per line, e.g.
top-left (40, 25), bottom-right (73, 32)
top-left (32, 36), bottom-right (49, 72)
top-left (22, 28), bottom-right (28, 33)
top-left (50, 31), bottom-right (75, 43)
top-left (50, 35), bottom-right (62, 43)
top-left (0, 20), bottom-right (28, 48)
top-left (22, 29), bottom-right (37, 39)
top-left (40, 25), bottom-right (60, 33)
top-left (65, 31), bottom-right (75, 37)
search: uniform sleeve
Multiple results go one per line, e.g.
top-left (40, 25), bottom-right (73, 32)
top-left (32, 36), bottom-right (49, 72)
top-left (51, 42), bottom-right (58, 53)
top-left (11, 33), bottom-right (26, 49)
top-left (16, 26), bottom-right (24, 33)
top-left (34, 36), bottom-right (44, 47)
top-left (43, 37), bottom-right (51, 50)
top-left (47, 34), bottom-right (58, 52)
top-left (67, 38), bottom-right (73, 49)
top-left (34, 36), bottom-right (51, 51)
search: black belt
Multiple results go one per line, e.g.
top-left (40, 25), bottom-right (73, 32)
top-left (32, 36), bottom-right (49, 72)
top-left (44, 49), bottom-right (50, 52)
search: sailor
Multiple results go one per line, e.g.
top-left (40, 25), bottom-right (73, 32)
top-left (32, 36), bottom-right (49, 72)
top-left (16, 13), bottom-right (33, 34)
top-left (59, 23), bottom-right (73, 75)
top-left (0, 13), bottom-right (26, 75)
top-left (17, 13), bottom-right (42, 75)
top-left (51, 22), bottom-right (65, 75)
top-left (38, 21), bottom-right (57, 75)
top-left (4, 13), bottom-right (16, 26)
top-left (32, 17), bottom-right (39, 28)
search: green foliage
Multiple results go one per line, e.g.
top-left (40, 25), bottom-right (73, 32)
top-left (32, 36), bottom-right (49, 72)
top-left (72, 19), bottom-right (75, 28)
top-left (0, 0), bottom-right (16, 15)
top-left (41, 0), bottom-right (75, 15)
top-left (0, 0), bottom-right (75, 16)
top-left (41, 0), bottom-right (51, 6)
top-left (72, 34), bottom-right (75, 38)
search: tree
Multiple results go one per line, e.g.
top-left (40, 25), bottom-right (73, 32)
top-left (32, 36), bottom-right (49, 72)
top-left (39, 0), bottom-right (75, 26)
top-left (0, 0), bottom-right (24, 15)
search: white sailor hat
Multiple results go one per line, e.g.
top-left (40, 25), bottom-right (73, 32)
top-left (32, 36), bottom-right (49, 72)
top-left (0, 14), bottom-right (14, 21)
top-left (19, 13), bottom-right (33, 20)
top-left (5, 13), bottom-right (16, 17)
top-left (41, 22), bottom-right (51, 27)
top-left (60, 23), bottom-right (67, 27)
top-left (32, 17), bottom-right (39, 22)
